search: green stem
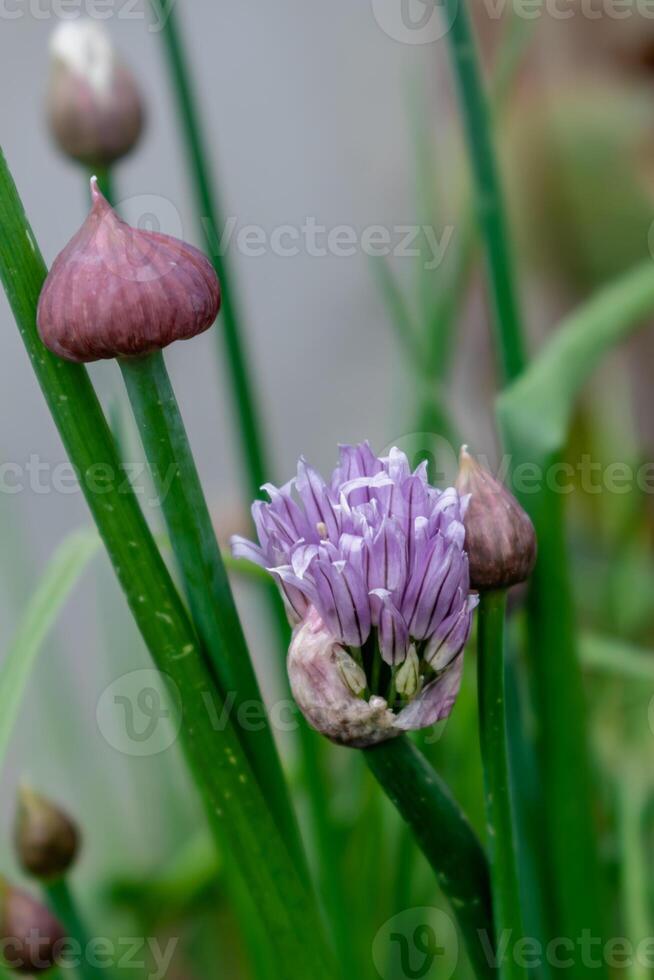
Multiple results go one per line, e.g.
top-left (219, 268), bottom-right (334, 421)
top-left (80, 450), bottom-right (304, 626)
top-left (617, 774), bottom-right (650, 980)
top-left (442, 0), bottom-right (526, 383)
top-left (149, 0), bottom-right (267, 502)
top-left (477, 592), bottom-right (526, 980)
top-left (365, 736), bottom-right (495, 980)
top-left (118, 351), bottom-right (305, 873)
top-left (45, 880), bottom-right (105, 980)
top-left (524, 480), bottom-right (608, 976)
top-left (0, 147), bottom-right (334, 979)
top-left (496, 261), bottom-right (654, 974)
top-left (147, 9), bottom-right (353, 961)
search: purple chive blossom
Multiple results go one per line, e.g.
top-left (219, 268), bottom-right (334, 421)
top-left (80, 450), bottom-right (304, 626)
top-left (232, 442), bottom-right (478, 746)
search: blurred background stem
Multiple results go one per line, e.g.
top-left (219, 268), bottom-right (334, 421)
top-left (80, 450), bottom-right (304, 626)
top-left (441, 0), bottom-right (526, 384)
top-left (442, 2), bottom-right (609, 969)
top-left (148, 0), bottom-right (266, 501)
top-left (617, 772), bottom-right (650, 980)
top-left (45, 879), bottom-right (107, 980)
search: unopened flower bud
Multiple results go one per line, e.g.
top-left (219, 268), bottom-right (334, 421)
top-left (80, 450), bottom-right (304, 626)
top-left (335, 649), bottom-right (367, 696)
top-left (455, 446), bottom-right (537, 591)
top-left (15, 787), bottom-right (80, 881)
top-left (395, 646), bottom-right (420, 699)
top-left (0, 878), bottom-right (66, 974)
top-left (37, 179), bottom-right (220, 362)
top-left (47, 20), bottom-right (144, 167)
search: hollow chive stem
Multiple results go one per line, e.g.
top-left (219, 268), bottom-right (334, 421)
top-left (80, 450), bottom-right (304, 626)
top-left (118, 350), bottom-right (306, 874)
top-left (149, 0), bottom-right (267, 502)
top-left (365, 736), bottom-right (495, 980)
top-left (118, 266), bottom-right (349, 967)
top-left (44, 880), bottom-right (105, 980)
top-left (0, 148), bottom-right (335, 979)
top-left (441, 0), bottom-right (526, 383)
top-left (477, 591), bottom-right (527, 980)
top-left (148, 7), bottom-right (352, 963)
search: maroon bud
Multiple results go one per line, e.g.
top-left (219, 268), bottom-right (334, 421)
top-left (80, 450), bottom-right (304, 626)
top-left (47, 20), bottom-right (144, 168)
top-left (0, 879), bottom-right (66, 974)
top-left (37, 179), bottom-right (221, 362)
top-left (456, 446), bottom-right (537, 591)
top-left (15, 787), bottom-right (80, 882)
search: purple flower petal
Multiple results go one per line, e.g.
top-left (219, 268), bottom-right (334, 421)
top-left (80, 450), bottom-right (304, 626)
top-left (383, 447), bottom-right (411, 484)
top-left (366, 519), bottom-right (407, 598)
top-left (421, 547), bottom-right (469, 640)
top-left (313, 559), bottom-right (371, 647)
top-left (400, 533), bottom-right (449, 638)
top-left (394, 653), bottom-right (464, 730)
top-left (424, 593), bottom-right (478, 669)
top-left (268, 565), bottom-right (314, 623)
top-left (332, 442), bottom-right (383, 487)
top-left (296, 458), bottom-right (340, 541)
top-left (230, 535), bottom-right (267, 567)
top-left (262, 479), bottom-right (312, 541)
top-left (370, 589), bottom-right (409, 665)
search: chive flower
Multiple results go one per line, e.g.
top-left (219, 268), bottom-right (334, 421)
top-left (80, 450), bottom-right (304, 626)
top-left (37, 179), bottom-right (220, 362)
top-left (232, 443), bottom-right (478, 746)
top-left (47, 20), bottom-right (144, 168)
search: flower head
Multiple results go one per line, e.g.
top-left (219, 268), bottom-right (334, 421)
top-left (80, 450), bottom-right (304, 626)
top-left (37, 179), bottom-right (220, 362)
top-left (455, 446), bottom-right (537, 591)
top-left (232, 442), bottom-right (478, 746)
top-left (47, 20), bottom-right (144, 168)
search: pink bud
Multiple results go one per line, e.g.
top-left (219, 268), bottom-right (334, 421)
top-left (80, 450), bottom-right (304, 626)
top-left (47, 20), bottom-right (144, 168)
top-left (37, 180), bottom-right (220, 362)
top-left (456, 446), bottom-right (537, 591)
top-left (0, 879), bottom-right (66, 974)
